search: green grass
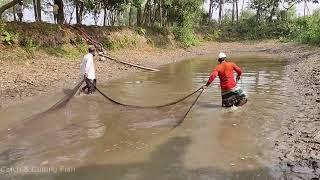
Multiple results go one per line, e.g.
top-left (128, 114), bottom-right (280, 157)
top-left (43, 44), bottom-right (87, 59)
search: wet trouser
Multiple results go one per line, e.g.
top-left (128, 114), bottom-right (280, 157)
top-left (221, 86), bottom-right (247, 107)
top-left (82, 77), bottom-right (96, 94)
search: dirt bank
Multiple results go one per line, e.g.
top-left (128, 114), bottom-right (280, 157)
top-left (264, 44), bottom-right (320, 179)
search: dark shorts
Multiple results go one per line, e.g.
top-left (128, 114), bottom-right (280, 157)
top-left (221, 86), bottom-right (247, 107)
top-left (83, 78), bottom-right (96, 94)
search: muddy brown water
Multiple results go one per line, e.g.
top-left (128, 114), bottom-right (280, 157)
top-left (0, 53), bottom-right (295, 179)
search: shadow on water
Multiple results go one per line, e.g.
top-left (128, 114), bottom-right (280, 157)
top-left (63, 88), bottom-right (76, 96)
top-left (16, 136), bottom-right (274, 180)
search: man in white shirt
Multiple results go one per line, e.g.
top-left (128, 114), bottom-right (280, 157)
top-left (80, 47), bottom-right (96, 94)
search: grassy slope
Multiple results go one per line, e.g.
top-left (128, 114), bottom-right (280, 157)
top-left (2, 22), bottom-right (178, 60)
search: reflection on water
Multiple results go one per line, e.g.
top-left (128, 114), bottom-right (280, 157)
top-left (0, 53), bottom-right (293, 179)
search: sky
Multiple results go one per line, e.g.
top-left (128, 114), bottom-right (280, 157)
top-left (3, 0), bottom-right (320, 25)
top-left (203, 0), bottom-right (320, 19)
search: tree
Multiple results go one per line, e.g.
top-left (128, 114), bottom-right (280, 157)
top-left (33, 0), bottom-right (41, 21)
top-left (159, 0), bottom-right (163, 26)
top-left (208, 0), bottom-right (215, 19)
top-left (13, 5), bottom-right (16, 21)
top-left (75, 0), bottom-right (84, 24)
top-left (173, 0), bottom-right (203, 45)
top-left (33, 0), bottom-right (37, 20)
top-left (218, 0), bottom-right (224, 25)
top-left (129, 0), bottom-right (143, 26)
top-left (36, 0), bottom-right (41, 21)
top-left (249, 0), bottom-right (275, 22)
top-left (232, 0), bottom-right (235, 23)
top-left (235, 0), bottom-right (239, 22)
top-left (143, 0), bottom-right (151, 25)
top-left (128, 1), bottom-right (133, 26)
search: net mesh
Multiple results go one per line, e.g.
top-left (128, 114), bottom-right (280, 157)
top-left (0, 81), bottom-right (203, 167)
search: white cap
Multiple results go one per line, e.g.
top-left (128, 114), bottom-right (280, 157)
top-left (218, 52), bottom-right (227, 59)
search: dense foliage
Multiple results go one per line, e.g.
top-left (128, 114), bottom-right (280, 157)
top-left (172, 0), bottom-right (203, 46)
top-left (289, 12), bottom-right (320, 45)
top-left (204, 4), bottom-right (320, 46)
top-left (0, 21), bottom-right (16, 45)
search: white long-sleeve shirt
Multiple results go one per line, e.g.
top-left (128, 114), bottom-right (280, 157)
top-left (80, 53), bottom-right (95, 80)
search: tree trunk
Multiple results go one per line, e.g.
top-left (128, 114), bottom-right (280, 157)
top-left (94, 14), bottom-right (98, 25)
top-left (104, 8), bottom-right (107, 26)
top-left (0, 0), bottom-right (21, 18)
top-left (111, 10), bottom-right (115, 26)
top-left (76, 0), bottom-right (79, 24)
top-left (159, 0), bottom-right (163, 26)
top-left (118, 11), bottom-right (122, 26)
top-left (137, 4), bottom-right (142, 26)
top-left (79, 2), bottom-right (84, 23)
top-left (165, 10), bottom-right (169, 27)
top-left (236, 0), bottom-right (239, 23)
top-left (209, 0), bottom-right (213, 20)
top-left (36, 0), bottom-right (41, 22)
top-left (13, 6), bottom-right (16, 21)
top-left (56, 0), bottom-right (64, 24)
top-left (170, 8), bottom-right (178, 26)
top-left (143, 0), bottom-right (151, 26)
top-left (151, 1), bottom-right (156, 26)
top-left (256, 7), bottom-right (260, 23)
top-left (129, 4), bottom-right (133, 26)
top-left (33, 0), bottom-right (38, 21)
top-left (232, 0), bottom-right (235, 24)
top-left (218, 0), bottom-right (223, 25)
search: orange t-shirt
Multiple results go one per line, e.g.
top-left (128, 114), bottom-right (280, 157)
top-left (206, 61), bottom-right (242, 90)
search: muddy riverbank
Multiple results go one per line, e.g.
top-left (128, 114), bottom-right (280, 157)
top-left (264, 44), bottom-right (320, 179)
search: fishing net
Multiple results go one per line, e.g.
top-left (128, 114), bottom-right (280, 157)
top-left (0, 80), bottom-right (203, 168)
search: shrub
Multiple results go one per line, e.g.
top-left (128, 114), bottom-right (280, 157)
top-left (0, 22), bottom-right (16, 45)
top-left (135, 27), bottom-right (146, 36)
top-left (173, 26), bottom-right (199, 46)
top-left (289, 15), bottom-right (320, 45)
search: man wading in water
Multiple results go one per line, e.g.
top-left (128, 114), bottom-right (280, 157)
top-left (203, 52), bottom-right (247, 107)
top-left (80, 47), bottom-right (96, 94)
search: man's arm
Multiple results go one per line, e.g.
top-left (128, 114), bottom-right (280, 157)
top-left (85, 58), bottom-right (92, 77)
top-left (232, 63), bottom-right (242, 81)
top-left (205, 69), bottom-right (218, 87)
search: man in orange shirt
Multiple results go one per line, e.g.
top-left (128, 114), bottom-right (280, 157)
top-left (203, 52), bottom-right (247, 107)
